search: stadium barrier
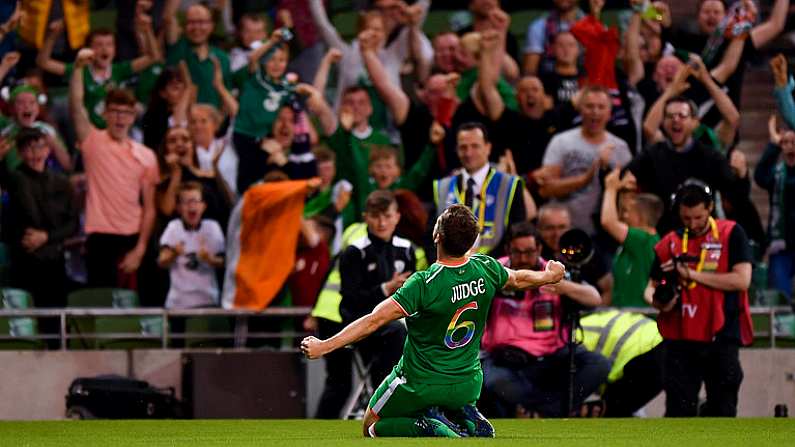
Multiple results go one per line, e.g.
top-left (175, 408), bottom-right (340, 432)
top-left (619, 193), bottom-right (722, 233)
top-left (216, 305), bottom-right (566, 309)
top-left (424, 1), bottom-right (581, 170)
top-left (0, 306), bottom-right (313, 349)
top-left (0, 306), bottom-right (792, 350)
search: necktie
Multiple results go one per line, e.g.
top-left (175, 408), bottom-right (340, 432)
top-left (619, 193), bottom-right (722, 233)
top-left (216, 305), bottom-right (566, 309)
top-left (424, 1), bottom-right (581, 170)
top-left (465, 178), bottom-right (476, 209)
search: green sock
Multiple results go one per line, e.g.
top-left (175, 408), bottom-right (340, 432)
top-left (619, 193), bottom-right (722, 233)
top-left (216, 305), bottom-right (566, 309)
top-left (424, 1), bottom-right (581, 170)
top-left (448, 415), bottom-right (477, 436)
top-left (373, 417), bottom-right (461, 437)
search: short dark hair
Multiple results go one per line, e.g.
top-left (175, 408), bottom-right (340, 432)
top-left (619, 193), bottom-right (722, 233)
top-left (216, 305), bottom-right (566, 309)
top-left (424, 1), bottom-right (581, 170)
top-left (456, 121), bottom-right (490, 143)
top-left (239, 12), bottom-right (267, 27)
top-left (365, 189), bottom-right (397, 214)
top-left (16, 127), bottom-right (46, 152)
top-left (436, 204), bottom-right (479, 257)
top-left (509, 221), bottom-right (539, 242)
top-left (664, 96), bottom-right (698, 118)
top-left (675, 179), bottom-right (713, 208)
top-left (105, 88), bottom-right (136, 108)
top-left (86, 28), bottom-right (114, 46)
top-left (634, 193), bottom-right (664, 227)
top-left (342, 85), bottom-right (369, 99)
top-left (178, 181), bottom-right (204, 201)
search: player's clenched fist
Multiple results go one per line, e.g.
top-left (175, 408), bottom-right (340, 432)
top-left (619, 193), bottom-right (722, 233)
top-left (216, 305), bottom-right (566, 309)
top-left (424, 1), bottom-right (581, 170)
top-left (545, 260), bottom-right (566, 284)
top-left (300, 336), bottom-right (325, 359)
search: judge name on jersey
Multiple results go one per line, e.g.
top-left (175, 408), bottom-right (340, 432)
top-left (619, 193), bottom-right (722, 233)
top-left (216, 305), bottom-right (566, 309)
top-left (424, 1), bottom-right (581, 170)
top-left (451, 278), bottom-right (486, 303)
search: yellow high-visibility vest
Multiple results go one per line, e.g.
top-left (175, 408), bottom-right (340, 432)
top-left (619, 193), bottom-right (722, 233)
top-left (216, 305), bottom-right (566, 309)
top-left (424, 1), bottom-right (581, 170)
top-left (579, 310), bottom-right (662, 382)
top-left (311, 223), bottom-right (427, 323)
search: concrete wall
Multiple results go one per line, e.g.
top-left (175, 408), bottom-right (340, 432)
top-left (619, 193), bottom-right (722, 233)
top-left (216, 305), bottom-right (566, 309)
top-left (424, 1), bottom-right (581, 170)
top-left (1, 349), bottom-right (794, 420)
top-left (0, 350), bottom-right (182, 420)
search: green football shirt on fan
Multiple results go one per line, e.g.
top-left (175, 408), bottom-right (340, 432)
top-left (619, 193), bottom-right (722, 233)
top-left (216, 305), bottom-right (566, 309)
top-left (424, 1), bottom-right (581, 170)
top-left (391, 253), bottom-right (509, 385)
top-left (611, 228), bottom-right (659, 308)
top-left (232, 67), bottom-right (289, 139)
top-left (64, 61), bottom-right (135, 129)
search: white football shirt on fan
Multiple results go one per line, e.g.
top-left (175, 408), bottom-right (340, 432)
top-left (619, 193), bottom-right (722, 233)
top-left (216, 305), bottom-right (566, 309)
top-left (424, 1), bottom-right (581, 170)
top-left (160, 219), bottom-right (225, 309)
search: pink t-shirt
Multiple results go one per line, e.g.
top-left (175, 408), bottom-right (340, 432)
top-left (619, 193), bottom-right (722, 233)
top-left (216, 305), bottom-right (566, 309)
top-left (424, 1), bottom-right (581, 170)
top-left (82, 128), bottom-right (159, 235)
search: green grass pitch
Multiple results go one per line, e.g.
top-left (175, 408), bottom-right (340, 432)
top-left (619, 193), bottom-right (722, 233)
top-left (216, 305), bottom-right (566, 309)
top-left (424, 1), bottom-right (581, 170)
top-left (1, 419), bottom-right (794, 446)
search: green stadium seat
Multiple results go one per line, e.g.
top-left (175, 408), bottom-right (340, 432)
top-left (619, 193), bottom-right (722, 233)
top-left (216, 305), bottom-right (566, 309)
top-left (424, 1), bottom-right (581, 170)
top-left (177, 316), bottom-right (234, 349)
top-left (0, 288), bottom-right (45, 350)
top-left (66, 288), bottom-right (161, 350)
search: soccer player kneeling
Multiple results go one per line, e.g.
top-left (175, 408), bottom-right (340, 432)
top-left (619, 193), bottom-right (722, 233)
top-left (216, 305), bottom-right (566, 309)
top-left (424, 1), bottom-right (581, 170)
top-left (301, 205), bottom-right (565, 437)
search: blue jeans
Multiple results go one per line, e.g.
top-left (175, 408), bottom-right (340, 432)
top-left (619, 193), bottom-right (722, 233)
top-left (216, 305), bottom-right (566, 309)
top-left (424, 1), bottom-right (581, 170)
top-left (769, 250), bottom-right (795, 303)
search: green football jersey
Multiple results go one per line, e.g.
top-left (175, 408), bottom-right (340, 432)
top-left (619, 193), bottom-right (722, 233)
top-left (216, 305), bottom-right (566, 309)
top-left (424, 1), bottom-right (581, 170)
top-left (232, 67), bottom-right (288, 139)
top-left (392, 253), bottom-right (509, 385)
top-left (64, 61), bottom-right (135, 129)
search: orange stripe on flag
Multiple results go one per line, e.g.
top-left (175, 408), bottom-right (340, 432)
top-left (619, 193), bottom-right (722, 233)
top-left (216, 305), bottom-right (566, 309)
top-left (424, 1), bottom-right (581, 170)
top-left (233, 180), bottom-right (308, 310)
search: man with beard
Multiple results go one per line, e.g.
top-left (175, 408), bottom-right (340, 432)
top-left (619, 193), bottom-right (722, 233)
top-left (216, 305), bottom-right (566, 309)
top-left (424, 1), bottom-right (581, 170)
top-left (645, 180), bottom-right (753, 417)
top-left (624, 96), bottom-right (748, 236)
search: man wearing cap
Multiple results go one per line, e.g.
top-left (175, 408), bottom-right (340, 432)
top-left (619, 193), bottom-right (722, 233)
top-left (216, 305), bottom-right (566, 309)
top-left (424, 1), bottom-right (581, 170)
top-left (0, 85), bottom-right (71, 174)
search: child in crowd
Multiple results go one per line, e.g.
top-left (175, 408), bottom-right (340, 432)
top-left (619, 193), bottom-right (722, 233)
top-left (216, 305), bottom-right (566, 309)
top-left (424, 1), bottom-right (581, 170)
top-left (600, 168), bottom-right (663, 307)
top-left (755, 117), bottom-right (795, 304)
top-left (1, 128), bottom-right (78, 340)
top-left (158, 181), bottom-right (225, 309)
top-left (0, 85), bottom-right (71, 172)
top-left (229, 13), bottom-right (269, 72)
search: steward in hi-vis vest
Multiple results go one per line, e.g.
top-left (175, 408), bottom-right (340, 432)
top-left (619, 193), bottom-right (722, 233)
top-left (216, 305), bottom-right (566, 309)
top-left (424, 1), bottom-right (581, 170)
top-left (580, 310), bottom-right (664, 417)
top-left (434, 167), bottom-right (522, 255)
top-left (433, 122), bottom-right (527, 256)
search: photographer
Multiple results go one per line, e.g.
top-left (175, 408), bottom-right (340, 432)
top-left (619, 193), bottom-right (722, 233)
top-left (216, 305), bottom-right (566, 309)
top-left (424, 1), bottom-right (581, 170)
top-left (481, 222), bottom-right (609, 418)
top-left (645, 180), bottom-right (754, 417)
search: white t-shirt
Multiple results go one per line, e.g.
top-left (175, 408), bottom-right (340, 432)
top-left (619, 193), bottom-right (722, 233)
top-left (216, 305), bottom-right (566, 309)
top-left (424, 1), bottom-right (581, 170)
top-left (160, 218), bottom-right (226, 309)
top-left (542, 127), bottom-right (631, 235)
top-left (196, 136), bottom-right (238, 199)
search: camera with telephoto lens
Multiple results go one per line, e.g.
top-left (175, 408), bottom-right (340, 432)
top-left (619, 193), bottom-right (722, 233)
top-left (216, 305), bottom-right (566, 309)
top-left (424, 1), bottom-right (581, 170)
top-left (556, 229), bottom-right (594, 314)
top-left (558, 229), bottom-right (593, 283)
top-left (653, 254), bottom-right (700, 304)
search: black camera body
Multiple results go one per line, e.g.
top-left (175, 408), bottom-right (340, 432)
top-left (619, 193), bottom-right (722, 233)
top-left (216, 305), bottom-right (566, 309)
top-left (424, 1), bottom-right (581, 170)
top-left (653, 254), bottom-right (699, 304)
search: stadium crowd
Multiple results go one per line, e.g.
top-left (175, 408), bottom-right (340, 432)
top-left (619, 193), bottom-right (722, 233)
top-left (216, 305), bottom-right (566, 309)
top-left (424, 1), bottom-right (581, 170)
top-left (0, 0), bottom-right (794, 420)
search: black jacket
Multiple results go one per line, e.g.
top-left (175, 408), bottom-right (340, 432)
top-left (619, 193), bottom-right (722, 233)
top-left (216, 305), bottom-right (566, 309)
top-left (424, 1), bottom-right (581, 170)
top-left (754, 143), bottom-right (795, 249)
top-left (339, 232), bottom-right (416, 323)
top-left (2, 165), bottom-right (79, 262)
top-left (627, 139), bottom-right (749, 235)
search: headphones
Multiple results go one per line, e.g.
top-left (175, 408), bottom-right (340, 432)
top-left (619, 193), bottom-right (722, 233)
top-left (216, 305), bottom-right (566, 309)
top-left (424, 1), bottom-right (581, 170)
top-left (670, 178), bottom-right (713, 211)
top-left (0, 83), bottom-right (48, 106)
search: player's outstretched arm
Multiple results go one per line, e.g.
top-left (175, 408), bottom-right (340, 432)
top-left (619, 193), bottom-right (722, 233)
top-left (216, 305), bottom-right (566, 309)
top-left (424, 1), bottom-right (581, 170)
top-left (301, 298), bottom-right (405, 359)
top-left (504, 260), bottom-right (565, 291)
